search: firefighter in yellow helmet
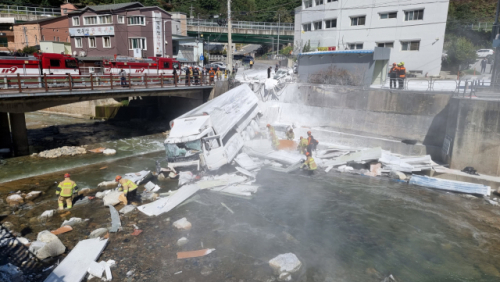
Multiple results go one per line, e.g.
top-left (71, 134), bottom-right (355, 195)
top-left (267, 124), bottom-right (280, 149)
top-left (286, 127), bottom-right (295, 140)
top-left (301, 152), bottom-right (317, 175)
top-left (297, 136), bottom-right (308, 155)
top-left (56, 173), bottom-right (78, 210)
top-left (115, 175), bottom-right (138, 202)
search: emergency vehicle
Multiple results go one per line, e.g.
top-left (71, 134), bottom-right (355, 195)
top-left (0, 53), bottom-right (80, 76)
top-left (102, 56), bottom-right (180, 75)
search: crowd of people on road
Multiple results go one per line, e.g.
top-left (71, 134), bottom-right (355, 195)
top-left (388, 62), bottom-right (406, 89)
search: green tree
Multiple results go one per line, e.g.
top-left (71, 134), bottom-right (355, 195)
top-left (273, 7), bottom-right (293, 23)
top-left (21, 46), bottom-right (38, 54)
top-left (302, 40), bottom-right (311, 53)
top-left (444, 36), bottom-right (477, 72)
top-left (280, 45), bottom-right (292, 55)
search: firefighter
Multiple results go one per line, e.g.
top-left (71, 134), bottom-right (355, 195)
top-left (307, 131), bottom-right (319, 153)
top-left (56, 173), bottom-right (78, 210)
top-left (208, 67), bottom-right (216, 85)
top-left (298, 136), bottom-right (308, 154)
top-left (216, 67), bottom-right (222, 80)
top-left (398, 62), bottom-right (406, 89)
top-left (388, 63), bottom-right (399, 89)
top-left (286, 127), bottom-right (295, 140)
top-left (266, 124), bottom-right (279, 149)
top-left (249, 59), bottom-right (254, 69)
top-left (193, 67), bottom-right (200, 85)
top-left (115, 175), bottom-right (138, 203)
top-left (301, 152), bottom-right (318, 175)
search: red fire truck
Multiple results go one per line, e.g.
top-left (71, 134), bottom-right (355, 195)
top-left (0, 53), bottom-right (80, 76)
top-left (103, 56), bottom-right (180, 75)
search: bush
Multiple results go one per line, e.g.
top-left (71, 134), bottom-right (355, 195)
top-left (308, 66), bottom-right (363, 86)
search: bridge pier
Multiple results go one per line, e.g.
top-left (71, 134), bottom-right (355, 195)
top-left (10, 113), bottom-right (29, 156)
top-left (0, 113), bottom-right (11, 149)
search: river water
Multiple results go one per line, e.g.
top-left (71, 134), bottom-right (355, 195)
top-left (2, 147), bottom-right (500, 281)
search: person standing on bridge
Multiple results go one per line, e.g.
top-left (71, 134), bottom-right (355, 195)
top-left (56, 173), bottom-right (78, 210)
top-left (216, 67), bottom-right (222, 81)
top-left (268, 66), bottom-right (272, 78)
top-left (481, 58), bottom-right (487, 74)
top-left (193, 67), bottom-right (200, 85)
top-left (389, 63), bottom-right (399, 89)
top-left (119, 68), bottom-right (127, 87)
top-left (398, 62), bottom-right (406, 89)
top-left (209, 67), bottom-right (215, 85)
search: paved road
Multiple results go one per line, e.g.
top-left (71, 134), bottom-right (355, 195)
top-left (235, 44), bottom-right (261, 55)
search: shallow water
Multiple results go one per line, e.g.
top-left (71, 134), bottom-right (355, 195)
top-left (3, 154), bottom-right (500, 282)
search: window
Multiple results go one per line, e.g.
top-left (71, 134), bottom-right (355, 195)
top-left (325, 19), bottom-right (337, 28)
top-left (313, 21), bottom-right (322, 30)
top-left (50, 59), bottom-right (60, 67)
top-left (99, 15), bottom-right (112, 24)
top-left (377, 42), bottom-right (394, 48)
top-left (127, 16), bottom-right (145, 25)
top-left (88, 37), bottom-right (96, 48)
top-left (63, 8), bottom-right (67, 14)
top-left (57, 37), bottom-right (60, 42)
top-left (72, 17), bottom-right (80, 26)
top-left (304, 0), bottom-right (313, 8)
top-left (348, 43), bottom-right (363, 50)
top-left (351, 16), bottom-right (366, 26)
top-left (315, 0), bottom-right (323, 5)
top-left (327, 0), bottom-right (338, 2)
top-left (53, 36), bottom-right (56, 41)
top-left (118, 15), bottom-right (125, 24)
top-left (129, 38), bottom-right (147, 50)
top-left (405, 9), bottom-right (424, 21)
top-left (84, 16), bottom-right (98, 25)
top-left (380, 12), bottom-right (397, 19)
top-left (42, 35), bottom-right (45, 41)
top-left (302, 23), bottom-right (312, 32)
top-left (75, 37), bottom-right (82, 48)
top-left (103, 36), bottom-right (111, 48)
top-left (163, 62), bottom-right (170, 68)
top-left (65, 60), bottom-right (78, 68)
top-left (401, 40), bottom-right (420, 51)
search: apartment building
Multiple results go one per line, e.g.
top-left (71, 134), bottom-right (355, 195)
top-left (67, 2), bottom-right (173, 58)
top-left (294, 0), bottom-right (450, 76)
top-left (12, 16), bottom-right (69, 51)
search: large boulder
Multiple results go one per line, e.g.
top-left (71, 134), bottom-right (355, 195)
top-left (24, 191), bottom-right (42, 201)
top-left (6, 194), bottom-right (23, 207)
top-left (269, 253), bottom-right (302, 275)
top-left (103, 191), bottom-right (126, 206)
top-left (30, 230), bottom-right (66, 260)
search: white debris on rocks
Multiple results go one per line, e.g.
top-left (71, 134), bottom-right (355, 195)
top-left (173, 218), bottom-right (192, 230)
top-left (24, 191), bottom-right (42, 201)
top-left (269, 253), bottom-right (302, 275)
top-left (38, 146), bottom-right (87, 158)
top-left (29, 230), bottom-right (66, 260)
top-left (89, 228), bottom-right (108, 239)
top-left (119, 205), bottom-right (136, 215)
top-left (61, 217), bottom-right (83, 227)
top-left (97, 181), bottom-right (118, 189)
top-left (95, 190), bottom-right (112, 198)
top-left (177, 237), bottom-right (189, 246)
top-left (103, 191), bottom-right (126, 206)
top-left (103, 149), bottom-right (117, 155)
top-left (6, 194), bottom-right (23, 206)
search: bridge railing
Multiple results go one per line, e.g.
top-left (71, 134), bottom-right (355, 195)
top-left (0, 72), bottom-right (226, 94)
top-left (187, 19), bottom-right (294, 31)
top-left (0, 5), bottom-right (61, 17)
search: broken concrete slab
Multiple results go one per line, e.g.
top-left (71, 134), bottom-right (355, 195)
top-left (87, 261), bottom-right (105, 278)
top-left (97, 181), bottom-right (118, 189)
top-left (267, 160), bottom-right (302, 174)
top-left (39, 210), bottom-right (55, 221)
top-left (409, 175), bottom-right (491, 196)
top-left (269, 253), bottom-right (302, 275)
top-left (209, 184), bottom-right (259, 197)
top-left (31, 231), bottom-right (66, 260)
top-left (178, 171), bottom-right (195, 187)
top-left (234, 153), bottom-right (260, 171)
top-left (102, 191), bottom-right (126, 206)
top-left (244, 140), bottom-right (305, 165)
top-left (103, 261), bottom-right (112, 281)
top-left (61, 217), bottom-right (82, 227)
top-left (124, 170), bottom-right (151, 185)
top-left (235, 167), bottom-right (256, 178)
top-left (390, 170), bottom-right (407, 181)
top-left (144, 181), bottom-right (160, 192)
top-left (177, 249), bottom-right (215, 259)
top-left (119, 205), bottom-right (136, 215)
top-left (24, 191), bottom-right (42, 201)
top-left (89, 228), bottom-right (109, 239)
top-left (324, 147), bottom-right (382, 171)
top-left (43, 238), bottom-right (108, 282)
top-left (173, 218), bottom-right (192, 230)
top-left (138, 184), bottom-right (199, 217)
top-left (108, 205), bottom-right (121, 233)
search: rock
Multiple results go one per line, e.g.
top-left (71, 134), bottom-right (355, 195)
top-left (31, 230), bottom-right (66, 259)
top-left (390, 170), bottom-right (407, 181)
top-left (278, 272), bottom-right (291, 281)
top-left (177, 237), bottom-right (189, 246)
top-left (6, 194), bottom-right (24, 206)
top-left (2, 222), bottom-right (14, 231)
top-left (157, 173), bottom-right (166, 181)
top-left (103, 149), bottom-right (116, 155)
top-left (17, 237), bottom-right (30, 245)
top-left (24, 191), bottom-right (42, 201)
top-left (38, 146), bottom-right (87, 159)
top-left (73, 196), bottom-right (91, 207)
top-left (95, 190), bottom-right (111, 198)
top-left (337, 165), bottom-right (354, 172)
top-left (103, 191), bottom-right (126, 206)
top-left (200, 266), bottom-right (213, 276)
top-left (106, 260), bottom-right (117, 268)
top-left (61, 217), bottom-right (82, 227)
top-left (31, 153), bottom-right (38, 157)
top-left (78, 188), bottom-right (91, 195)
top-left (28, 241), bottom-right (46, 254)
top-left (487, 199), bottom-right (499, 206)
top-left (119, 205), bottom-right (136, 215)
top-left (89, 228), bottom-right (108, 239)
top-left (37, 230), bottom-right (58, 243)
top-left (269, 253), bottom-right (302, 275)
top-left (173, 218), bottom-right (192, 230)
top-left (126, 270), bottom-right (135, 277)
top-left (97, 181), bottom-right (118, 189)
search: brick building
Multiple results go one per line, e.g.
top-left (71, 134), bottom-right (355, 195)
top-left (13, 16), bottom-right (70, 51)
top-left (67, 2), bottom-right (173, 59)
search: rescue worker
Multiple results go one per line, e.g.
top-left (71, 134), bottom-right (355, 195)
top-left (388, 63), bottom-right (399, 89)
top-left (266, 124), bottom-right (279, 149)
top-left (119, 68), bottom-right (127, 87)
top-left (56, 173), bottom-right (78, 210)
top-left (249, 59), bottom-right (254, 69)
top-left (115, 175), bottom-right (138, 203)
top-left (193, 67), bottom-right (200, 85)
top-left (301, 152), bottom-right (318, 175)
top-left (398, 62), bottom-right (406, 89)
top-left (286, 127), bottom-right (295, 140)
top-left (298, 136), bottom-right (308, 155)
top-left (268, 66), bottom-right (272, 78)
top-left (224, 69), bottom-right (228, 80)
top-left (307, 131), bottom-right (319, 153)
top-left (216, 67), bottom-right (222, 80)
top-left (208, 67), bottom-right (216, 85)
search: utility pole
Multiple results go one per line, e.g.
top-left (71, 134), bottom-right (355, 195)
top-left (23, 27), bottom-right (28, 47)
top-left (277, 14), bottom-right (280, 56)
top-left (189, 5), bottom-right (194, 19)
top-left (227, 0), bottom-right (233, 71)
top-left (491, 0), bottom-right (500, 88)
top-left (493, 0), bottom-right (500, 40)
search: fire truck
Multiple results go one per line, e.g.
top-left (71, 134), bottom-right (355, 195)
top-left (0, 53), bottom-right (80, 76)
top-left (103, 56), bottom-right (180, 75)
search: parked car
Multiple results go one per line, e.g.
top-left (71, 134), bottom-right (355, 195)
top-left (476, 49), bottom-right (494, 58)
top-left (242, 56), bottom-right (254, 65)
top-left (211, 61), bottom-right (227, 69)
top-left (204, 64), bottom-right (226, 71)
top-left (233, 54), bottom-right (245, 60)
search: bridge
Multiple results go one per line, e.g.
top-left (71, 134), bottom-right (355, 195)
top-left (0, 73), bottom-right (214, 156)
top-left (0, 5), bottom-right (61, 21)
top-left (186, 19), bottom-right (294, 45)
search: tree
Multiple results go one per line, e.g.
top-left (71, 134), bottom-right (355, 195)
top-left (280, 45), bottom-right (292, 55)
top-left (444, 36), bottom-right (477, 72)
top-left (302, 40), bottom-right (311, 53)
top-left (21, 46), bottom-right (38, 54)
top-left (273, 7), bottom-right (293, 23)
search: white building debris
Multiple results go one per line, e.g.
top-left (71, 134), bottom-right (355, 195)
top-left (269, 253), bottom-right (302, 276)
top-left (409, 175), bottom-right (491, 196)
top-left (173, 218), bottom-right (192, 230)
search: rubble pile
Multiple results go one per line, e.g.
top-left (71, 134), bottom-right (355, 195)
top-left (38, 146), bottom-right (87, 158)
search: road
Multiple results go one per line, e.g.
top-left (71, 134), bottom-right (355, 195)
top-left (235, 44), bottom-right (261, 55)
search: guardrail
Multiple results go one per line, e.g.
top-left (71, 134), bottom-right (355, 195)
top-left (0, 73), bottom-right (226, 94)
top-left (187, 19), bottom-right (294, 31)
top-left (0, 5), bottom-right (61, 17)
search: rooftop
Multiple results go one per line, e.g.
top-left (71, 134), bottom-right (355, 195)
top-left (68, 2), bottom-right (144, 14)
top-left (13, 15), bottom-right (67, 25)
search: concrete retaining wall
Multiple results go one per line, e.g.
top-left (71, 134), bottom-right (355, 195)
top-left (43, 99), bottom-right (121, 118)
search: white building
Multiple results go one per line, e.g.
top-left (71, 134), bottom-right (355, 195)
top-left (294, 0), bottom-right (450, 76)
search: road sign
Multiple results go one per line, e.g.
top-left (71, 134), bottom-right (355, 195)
top-left (200, 55), bottom-right (205, 61)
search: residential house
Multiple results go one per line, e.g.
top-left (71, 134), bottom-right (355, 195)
top-left (12, 16), bottom-right (70, 51)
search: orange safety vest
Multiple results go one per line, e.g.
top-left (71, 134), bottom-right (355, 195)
top-left (399, 67), bottom-right (406, 78)
top-left (209, 70), bottom-right (215, 78)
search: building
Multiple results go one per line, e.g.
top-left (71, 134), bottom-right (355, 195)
top-left (12, 16), bottom-right (69, 51)
top-left (294, 0), bottom-right (450, 76)
top-left (0, 18), bottom-right (15, 52)
top-left (171, 12), bottom-right (187, 36)
top-left (40, 41), bottom-right (71, 54)
top-left (67, 2), bottom-right (173, 59)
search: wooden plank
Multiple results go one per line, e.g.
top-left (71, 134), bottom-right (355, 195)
top-left (177, 248), bottom-right (215, 259)
top-left (50, 225), bottom-right (73, 235)
top-left (44, 238), bottom-right (108, 282)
